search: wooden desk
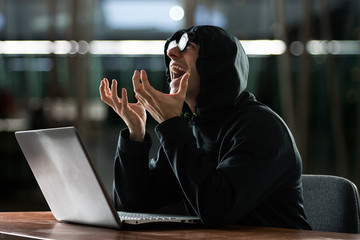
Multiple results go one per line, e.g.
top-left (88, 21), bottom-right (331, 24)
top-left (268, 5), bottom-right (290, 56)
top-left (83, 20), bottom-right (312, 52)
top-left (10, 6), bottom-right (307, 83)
top-left (0, 212), bottom-right (359, 240)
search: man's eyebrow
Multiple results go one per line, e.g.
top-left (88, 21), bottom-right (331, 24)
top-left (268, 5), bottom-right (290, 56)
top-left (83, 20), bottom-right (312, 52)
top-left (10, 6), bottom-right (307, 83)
top-left (188, 33), bottom-right (198, 43)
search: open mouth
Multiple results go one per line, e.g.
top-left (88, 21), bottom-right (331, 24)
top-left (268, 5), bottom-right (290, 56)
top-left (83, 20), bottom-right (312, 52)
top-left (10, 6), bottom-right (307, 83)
top-left (170, 65), bottom-right (187, 80)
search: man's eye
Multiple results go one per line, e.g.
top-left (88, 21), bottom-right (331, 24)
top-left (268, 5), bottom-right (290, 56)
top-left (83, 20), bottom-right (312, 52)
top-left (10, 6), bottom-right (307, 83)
top-left (186, 43), bottom-right (195, 49)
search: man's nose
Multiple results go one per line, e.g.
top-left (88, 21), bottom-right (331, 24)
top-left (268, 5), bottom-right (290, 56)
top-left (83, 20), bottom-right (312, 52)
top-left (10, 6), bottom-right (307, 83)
top-left (167, 46), bottom-right (181, 59)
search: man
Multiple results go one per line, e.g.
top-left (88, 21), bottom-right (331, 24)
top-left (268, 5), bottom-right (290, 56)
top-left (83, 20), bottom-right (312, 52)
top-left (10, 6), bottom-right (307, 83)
top-left (99, 25), bottom-right (311, 229)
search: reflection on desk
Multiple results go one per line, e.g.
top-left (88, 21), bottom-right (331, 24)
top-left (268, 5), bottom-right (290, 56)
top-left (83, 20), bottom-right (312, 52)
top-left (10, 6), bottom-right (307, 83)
top-left (0, 212), bottom-right (359, 240)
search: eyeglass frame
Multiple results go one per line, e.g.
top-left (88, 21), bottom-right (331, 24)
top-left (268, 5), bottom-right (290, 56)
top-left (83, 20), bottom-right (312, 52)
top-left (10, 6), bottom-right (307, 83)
top-left (167, 32), bottom-right (195, 52)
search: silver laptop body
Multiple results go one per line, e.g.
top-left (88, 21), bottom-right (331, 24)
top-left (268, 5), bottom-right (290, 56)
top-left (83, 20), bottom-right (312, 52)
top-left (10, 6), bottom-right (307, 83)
top-left (15, 126), bottom-right (200, 229)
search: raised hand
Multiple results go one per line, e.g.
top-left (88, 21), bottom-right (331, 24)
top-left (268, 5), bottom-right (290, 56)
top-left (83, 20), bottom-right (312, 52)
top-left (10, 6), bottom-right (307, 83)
top-left (99, 77), bottom-right (146, 142)
top-left (132, 70), bottom-right (189, 123)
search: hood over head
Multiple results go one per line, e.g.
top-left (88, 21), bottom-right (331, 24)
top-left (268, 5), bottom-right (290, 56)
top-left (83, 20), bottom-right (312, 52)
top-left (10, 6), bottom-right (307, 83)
top-left (164, 25), bottom-right (249, 121)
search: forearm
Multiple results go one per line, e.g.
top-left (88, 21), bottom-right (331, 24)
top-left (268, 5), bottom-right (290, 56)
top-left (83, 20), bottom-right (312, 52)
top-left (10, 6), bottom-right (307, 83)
top-left (113, 128), bottom-right (183, 212)
top-left (113, 129), bottom-right (152, 211)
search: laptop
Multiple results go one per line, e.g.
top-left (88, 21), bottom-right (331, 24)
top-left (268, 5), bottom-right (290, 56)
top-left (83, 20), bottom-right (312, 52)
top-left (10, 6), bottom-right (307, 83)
top-left (15, 126), bottom-right (200, 229)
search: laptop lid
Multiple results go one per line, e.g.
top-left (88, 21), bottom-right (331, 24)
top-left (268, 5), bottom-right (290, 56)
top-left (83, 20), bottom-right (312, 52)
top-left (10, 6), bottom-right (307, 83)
top-left (15, 126), bottom-right (122, 229)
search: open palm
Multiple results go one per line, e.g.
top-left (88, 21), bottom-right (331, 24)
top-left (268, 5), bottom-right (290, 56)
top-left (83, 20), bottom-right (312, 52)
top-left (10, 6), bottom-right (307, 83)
top-left (133, 70), bottom-right (189, 123)
top-left (99, 78), bottom-right (146, 142)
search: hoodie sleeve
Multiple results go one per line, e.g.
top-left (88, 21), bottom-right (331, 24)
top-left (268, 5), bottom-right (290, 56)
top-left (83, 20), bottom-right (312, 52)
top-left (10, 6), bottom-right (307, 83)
top-left (155, 113), bottom-right (302, 227)
top-left (113, 129), bottom-right (183, 212)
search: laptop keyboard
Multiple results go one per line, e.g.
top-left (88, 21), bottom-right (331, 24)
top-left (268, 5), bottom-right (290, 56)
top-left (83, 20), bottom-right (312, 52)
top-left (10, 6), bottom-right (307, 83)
top-left (118, 211), bottom-right (177, 221)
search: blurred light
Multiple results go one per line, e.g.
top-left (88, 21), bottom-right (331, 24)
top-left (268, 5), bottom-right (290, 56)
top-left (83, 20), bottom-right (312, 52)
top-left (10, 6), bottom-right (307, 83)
top-left (47, 98), bottom-right (77, 122)
top-left (306, 40), bottom-right (329, 55)
top-left (195, 5), bottom-right (227, 28)
top-left (84, 100), bottom-right (107, 121)
top-left (69, 40), bottom-right (79, 54)
top-left (89, 40), bottom-right (165, 55)
top-left (0, 118), bottom-right (28, 131)
top-left (43, 98), bottom-right (107, 122)
top-left (1, 40), bottom-right (359, 56)
top-left (78, 40), bottom-right (90, 55)
top-left (169, 5), bottom-right (184, 21)
top-left (53, 41), bottom-right (72, 54)
top-left (289, 41), bottom-right (305, 56)
top-left (0, 41), bottom-right (52, 54)
top-left (306, 40), bottom-right (360, 55)
top-left (241, 40), bottom-right (286, 55)
top-left (328, 40), bottom-right (360, 55)
top-left (103, 0), bottom-right (183, 31)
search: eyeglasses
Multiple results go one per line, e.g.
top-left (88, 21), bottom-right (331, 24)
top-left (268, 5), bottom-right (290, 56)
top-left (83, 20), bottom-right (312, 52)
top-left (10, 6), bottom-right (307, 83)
top-left (167, 33), bottom-right (190, 52)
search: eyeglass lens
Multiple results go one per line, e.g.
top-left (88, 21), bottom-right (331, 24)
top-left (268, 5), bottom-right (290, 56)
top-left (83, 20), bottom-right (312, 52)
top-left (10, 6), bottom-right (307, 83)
top-left (167, 33), bottom-right (189, 52)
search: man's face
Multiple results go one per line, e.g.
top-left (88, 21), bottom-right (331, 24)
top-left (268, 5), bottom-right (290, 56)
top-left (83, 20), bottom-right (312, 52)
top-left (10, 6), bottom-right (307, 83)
top-left (167, 37), bottom-right (200, 101)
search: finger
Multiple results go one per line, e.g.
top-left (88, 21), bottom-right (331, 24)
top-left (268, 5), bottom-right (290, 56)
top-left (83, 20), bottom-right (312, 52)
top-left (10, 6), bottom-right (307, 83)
top-left (103, 78), bottom-right (112, 96)
top-left (122, 88), bottom-right (128, 109)
top-left (135, 93), bottom-right (146, 108)
top-left (136, 93), bottom-right (156, 114)
top-left (111, 79), bottom-right (118, 98)
top-left (132, 70), bottom-right (141, 92)
top-left (111, 79), bottom-right (121, 111)
top-left (99, 79), bottom-right (105, 96)
top-left (101, 78), bottom-right (114, 100)
top-left (140, 70), bottom-right (153, 92)
top-left (100, 78), bottom-right (114, 106)
top-left (99, 78), bottom-right (107, 94)
top-left (177, 73), bottom-right (190, 98)
top-left (141, 70), bottom-right (162, 104)
top-left (134, 70), bottom-right (154, 104)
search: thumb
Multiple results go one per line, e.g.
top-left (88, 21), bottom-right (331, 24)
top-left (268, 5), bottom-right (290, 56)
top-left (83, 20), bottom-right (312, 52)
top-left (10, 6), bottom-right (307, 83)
top-left (177, 73), bottom-right (190, 98)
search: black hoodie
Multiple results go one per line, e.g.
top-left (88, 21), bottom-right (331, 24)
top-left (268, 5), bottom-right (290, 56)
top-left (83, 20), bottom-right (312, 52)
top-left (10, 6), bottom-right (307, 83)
top-left (113, 26), bottom-right (311, 229)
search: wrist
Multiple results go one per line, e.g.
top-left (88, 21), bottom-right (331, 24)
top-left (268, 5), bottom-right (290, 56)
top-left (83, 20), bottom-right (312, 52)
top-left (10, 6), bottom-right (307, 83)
top-left (129, 129), bottom-right (145, 142)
